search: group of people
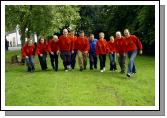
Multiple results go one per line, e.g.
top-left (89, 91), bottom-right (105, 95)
top-left (21, 28), bottom-right (143, 77)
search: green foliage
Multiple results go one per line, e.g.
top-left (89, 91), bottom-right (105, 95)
top-left (5, 5), bottom-right (81, 45)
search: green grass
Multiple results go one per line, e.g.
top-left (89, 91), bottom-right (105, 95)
top-left (5, 50), bottom-right (155, 106)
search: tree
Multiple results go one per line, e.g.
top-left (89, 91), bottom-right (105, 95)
top-left (5, 5), bottom-right (81, 46)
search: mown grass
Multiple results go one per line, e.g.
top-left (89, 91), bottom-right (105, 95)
top-left (5, 50), bottom-right (155, 106)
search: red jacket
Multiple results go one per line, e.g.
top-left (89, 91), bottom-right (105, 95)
top-left (95, 39), bottom-right (108, 55)
top-left (125, 35), bottom-right (143, 52)
top-left (107, 41), bottom-right (116, 53)
top-left (58, 35), bottom-right (72, 52)
top-left (76, 36), bottom-right (90, 52)
top-left (47, 39), bottom-right (60, 53)
top-left (115, 36), bottom-right (128, 54)
top-left (36, 42), bottom-right (48, 55)
top-left (69, 35), bottom-right (78, 50)
top-left (22, 43), bottom-right (36, 58)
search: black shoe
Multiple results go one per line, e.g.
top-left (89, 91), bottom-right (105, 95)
top-left (120, 71), bottom-right (125, 74)
top-left (127, 73), bottom-right (131, 77)
top-left (80, 67), bottom-right (83, 71)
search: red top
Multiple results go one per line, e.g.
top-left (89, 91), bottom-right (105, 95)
top-left (115, 36), bottom-right (128, 54)
top-left (95, 39), bottom-right (108, 55)
top-left (76, 36), bottom-right (90, 52)
top-left (69, 35), bottom-right (78, 50)
top-left (107, 41), bottom-right (116, 53)
top-left (36, 42), bottom-right (48, 55)
top-left (58, 35), bottom-right (72, 52)
top-left (47, 39), bottom-right (60, 53)
top-left (125, 35), bottom-right (143, 52)
top-left (22, 43), bottom-right (36, 58)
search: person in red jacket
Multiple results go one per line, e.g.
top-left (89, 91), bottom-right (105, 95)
top-left (48, 35), bottom-right (60, 71)
top-left (76, 31), bottom-right (90, 71)
top-left (124, 29), bottom-right (143, 77)
top-left (115, 31), bottom-right (128, 74)
top-left (69, 30), bottom-right (78, 69)
top-left (36, 37), bottom-right (48, 71)
top-left (96, 32), bottom-right (108, 72)
top-left (59, 29), bottom-right (72, 71)
top-left (22, 39), bottom-right (36, 72)
top-left (107, 36), bottom-right (117, 71)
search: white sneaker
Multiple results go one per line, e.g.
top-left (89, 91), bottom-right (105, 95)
top-left (100, 70), bottom-right (104, 72)
top-left (65, 69), bottom-right (68, 72)
top-left (103, 67), bottom-right (106, 71)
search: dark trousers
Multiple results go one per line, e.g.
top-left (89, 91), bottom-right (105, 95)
top-left (60, 51), bottom-right (71, 70)
top-left (38, 52), bottom-right (47, 70)
top-left (89, 53), bottom-right (97, 69)
top-left (109, 53), bottom-right (117, 70)
top-left (118, 53), bottom-right (126, 73)
top-left (99, 54), bottom-right (106, 70)
top-left (49, 52), bottom-right (58, 71)
top-left (25, 56), bottom-right (35, 72)
top-left (71, 50), bottom-right (77, 69)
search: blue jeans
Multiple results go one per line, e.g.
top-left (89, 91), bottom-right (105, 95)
top-left (109, 53), bottom-right (117, 70)
top-left (25, 56), bottom-right (35, 72)
top-left (127, 50), bottom-right (137, 74)
top-left (89, 53), bottom-right (97, 69)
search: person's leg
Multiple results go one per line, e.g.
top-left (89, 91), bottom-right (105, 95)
top-left (99, 55), bottom-right (103, 71)
top-left (103, 54), bottom-right (106, 71)
top-left (113, 53), bottom-right (117, 70)
top-left (109, 54), bottom-right (112, 70)
top-left (60, 52), bottom-right (67, 70)
top-left (89, 54), bottom-right (93, 70)
top-left (94, 54), bottom-right (97, 69)
top-left (25, 57), bottom-right (31, 72)
top-left (122, 53), bottom-right (126, 73)
top-left (29, 56), bottom-right (35, 72)
top-left (118, 54), bottom-right (123, 73)
top-left (71, 51), bottom-right (76, 69)
top-left (38, 55), bottom-right (44, 70)
top-left (78, 51), bottom-right (83, 71)
top-left (49, 53), bottom-right (55, 70)
top-left (43, 52), bottom-right (48, 70)
top-left (67, 52), bottom-right (72, 70)
top-left (55, 53), bottom-right (58, 71)
top-left (128, 50), bottom-right (137, 74)
top-left (83, 53), bottom-right (87, 70)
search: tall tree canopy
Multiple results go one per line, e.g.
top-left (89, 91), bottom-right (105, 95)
top-left (5, 5), bottom-right (80, 46)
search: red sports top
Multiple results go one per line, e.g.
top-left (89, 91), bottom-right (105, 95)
top-left (58, 35), bottom-right (72, 52)
top-left (125, 35), bottom-right (143, 52)
top-left (95, 39), bottom-right (108, 55)
top-left (36, 42), bottom-right (48, 55)
top-left (115, 36), bottom-right (128, 54)
top-left (76, 36), bottom-right (90, 52)
top-left (47, 39), bottom-right (60, 53)
top-left (107, 41), bottom-right (116, 53)
top-left (22, 43), bottom-right (35, 57)
top-left (69, 35), bottom-right (78, 50)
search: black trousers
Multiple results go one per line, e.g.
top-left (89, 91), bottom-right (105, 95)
top-left (99, 54), bottom-right (106, 70)
top-left (71, 50), bottom-right (77, 69)
top-left (60, 51), bottom-right (71, 70)
top-left (49, 52), bottom-right (58, 71)
top-left (38, 52), bottom-right (48, 70)
top-left (89, 53), bottom-right (97, 69)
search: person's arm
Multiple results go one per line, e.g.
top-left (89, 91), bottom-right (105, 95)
top-left (134, 35), bottom-right (143, 54)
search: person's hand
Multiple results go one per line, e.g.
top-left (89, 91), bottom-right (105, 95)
top-left (116, 53), bottom-right (119, 57)
top-left (40, 54), bottom-right (43, 57)
top-left (57, 50), bottom-right (60, 55)
top-left (51, 52), bottom-right (54, 55)
top-left (84, 51), bottom-right (88, 54)
top-left (139, 50), bottom-right (143, 55)
top-left (72, 50), bottom-right (74, 54)
top-left (25, 56), bottom-right (28, 58)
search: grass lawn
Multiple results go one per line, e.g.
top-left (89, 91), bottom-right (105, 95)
top-left (5, 50), bottom-right (155, 106)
